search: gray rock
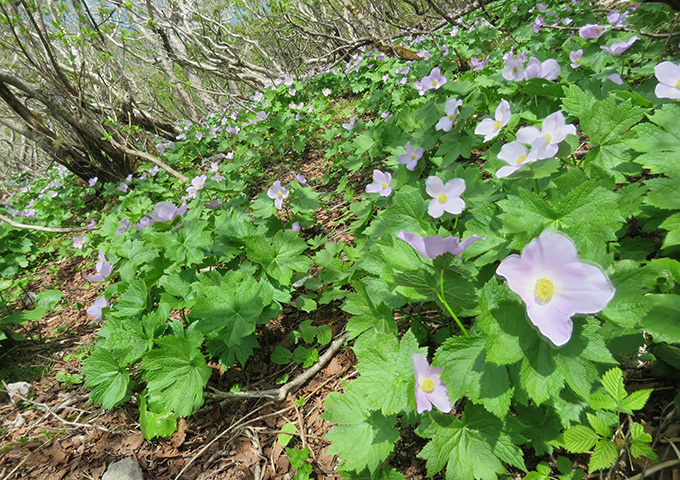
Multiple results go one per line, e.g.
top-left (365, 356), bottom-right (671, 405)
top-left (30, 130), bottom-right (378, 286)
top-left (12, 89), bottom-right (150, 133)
top-left (5, 381), bottom-right (33, 403)
top-left (102, 458), bottom-right (144, 480)
top-left (22, 291), bottom-right (36, 307)
top-left (201, 153), bottom-right (226, 168)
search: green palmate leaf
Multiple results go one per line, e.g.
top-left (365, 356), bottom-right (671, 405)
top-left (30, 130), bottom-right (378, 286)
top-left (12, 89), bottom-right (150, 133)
top-left (163, 218), bottom-right (213, 266)
top-left (417, 404), bottom-right (526, 480)
top-left (659, 213), bottom-right (680, 248)
top-left (34, 289), bottom-right (62, 310)
top-left (112, 279), bottom-right (148, 317)
top-left (562, 425), bottom-right (600, 453)
top-left (140, 335), bottom-right (212, 417)
top-left (627, 103), bottom-right (680, 177)
top-left (589, 439), bottom-right (618, 473)
top-left (587, 413), bottom-right (611, 438)
top-left (600, 368), bottom-right (626, 403)
top-left (338, 466), bottom-right (406, 480)
top-left (139, 393), bottom-right (177, 440)
top-left (363, 185), bottom-right (430, 239)
top-left (578, 94), bottom-right (646, 181)
top-left (620, 389), bottom-right (653, 413)
top-left (645, 176), bottom-right (680, 210)
top-left (350, 329), bottom-right (425, 415)
top-left (323, 381), bottom-right (399, 474)
top-left (245, 230), bottom-right (311, 285)
top-left (116, 239), bottom-right (160, 283)
top-left (342, 282), bottom-right (396, 338)
top-left (82, 348), bottom-right (131, 409)
top-left (435, 336), bottom-right (513, 418)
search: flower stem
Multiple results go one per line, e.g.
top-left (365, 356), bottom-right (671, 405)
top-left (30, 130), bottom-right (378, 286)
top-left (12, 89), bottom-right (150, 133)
top-left (437, 271), bottom-right (469, 337)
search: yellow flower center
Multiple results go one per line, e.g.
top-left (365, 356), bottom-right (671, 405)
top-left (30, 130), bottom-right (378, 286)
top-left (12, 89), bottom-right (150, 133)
top-left (277, 192), bottom-right (283, 197)
top-left (410, 154), bottom-right (416, 160)
top-left (574, 59), bottom-right (581, 65)
top-left (432, 80), bottom-right (438, 87)
top-left (438, 194), bottom-right (448, 204)
top-left (449, 114), bottom-right (455, 121)
top-left (516, 155), bottom-right (527, 165)
top-left (421, 378), bottom-right (435, 393)
top-left (512, 66), bottom-right (518, 73)
top-left (595, 27), bottom-right (602, 35)
top-left (676, 79), bottom-right (680, 88)
top-left (535, 278), bottom-right (554, 301)
top-left (381, 182), bottom-right (387, 189)
top-left (544, 133), bottom-right (552, 144)
top-left (493, 120), bottom-right (501, 130)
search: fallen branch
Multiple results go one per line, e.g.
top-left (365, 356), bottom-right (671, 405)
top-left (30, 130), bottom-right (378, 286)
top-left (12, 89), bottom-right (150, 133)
top-left (210, 331), bottom-right (350, 402)
top-left (0, 213), bottom-right (98, 233)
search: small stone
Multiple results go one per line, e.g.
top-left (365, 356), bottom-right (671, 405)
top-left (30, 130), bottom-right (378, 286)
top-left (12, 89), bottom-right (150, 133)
top-left (22, 292), bottom-right (36, 307)
top-left (5, 381), bottom-right (33, 404)
top-left (102, 458), bottom-right (144, 480)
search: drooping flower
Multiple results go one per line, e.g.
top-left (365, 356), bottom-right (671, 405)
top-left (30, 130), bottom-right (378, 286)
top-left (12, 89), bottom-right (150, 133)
top-left (292, 171), bottom-right (308, 185)
top-left (381, 111), bottom-right (390, 119)
top-left (470, 55), bottom-right (489, 71)
top-left (186, 174), bottom-right (207, 198)
top-left (412, 354), bottom-right (451, 414)
top-left (284, 222), bottom-right (301, 232)
top-left (88, 177), bottom-right (98, 187)
top-left (653, 61), bottom-right (680, 99)
top-left (86, 251), bottom-right (113, 282)
top-left (516, 110), bottom-right (577, 160)
top-left (579, 23), bottom-right (606, 39)
top-left (72, 235), bottom-right (86, 249)
top-left (149, 166), bottom-right (160, 177)
top-left (607, 9), bottom-right (628, 27)
top-left (267, 180), bottom-right (289, 210)
top-left (398, 231), bottom-right (483, 259)
top-left (569, 49), bottom-right (583, 69)
top-left (523, 57), bottom-right (561, 81)
top-left (605, 73), bottom-right (624, 85)
top-left (365, 170), bottom-right (392, 197)
top-left (496, 230), bottom-right (615, 347)
top-left (87, 297), bottom-right (109, 322)
top-left (425, 176), bottom-right (466, 218)
top-left (435, 98), bottom-right (463, 132)
top-left (342, 117), bottom-right (356, 130)
top-left (474, 99), bottom-right (511, 142)
top-left (204, 199), bottom-right (225, 209)
top-left (601, 36), bottom-right (639, 54)
top-left (397, 141), bottom-right (423, 171)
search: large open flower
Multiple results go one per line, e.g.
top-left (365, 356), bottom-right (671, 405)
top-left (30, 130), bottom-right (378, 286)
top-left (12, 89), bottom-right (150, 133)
top-left (425, 176), bottom-right (465, 218)
top-left (497, 230), bottom-right (615, 347)
top-left (412, 354), bottom-right (451, 414)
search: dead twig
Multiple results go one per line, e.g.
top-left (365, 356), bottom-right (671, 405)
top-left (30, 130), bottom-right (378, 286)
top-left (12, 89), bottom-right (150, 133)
top-left (0, 213), bottom-right (97, 233)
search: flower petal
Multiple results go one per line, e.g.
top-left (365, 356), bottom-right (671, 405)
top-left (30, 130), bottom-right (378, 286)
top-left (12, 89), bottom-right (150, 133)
top-left (527, 303), bottom-right (573, 346)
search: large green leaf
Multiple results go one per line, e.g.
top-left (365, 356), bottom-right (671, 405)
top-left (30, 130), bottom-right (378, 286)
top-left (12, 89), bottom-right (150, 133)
top-left (82, 348), bottom-right (131, 409)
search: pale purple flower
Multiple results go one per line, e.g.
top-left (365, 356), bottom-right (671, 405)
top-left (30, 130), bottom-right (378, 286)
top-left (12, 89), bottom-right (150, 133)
top-left (267, 180), bottom-right (289, 210)
top-left (523, 57), bottom-right (561, 81)
top-left (135, 216), bottom-right (154, 231)
top-left (381, 111), bottom-right (390, 119)
top-left (209, 162), bottom-right (220, 173)
top-left (117, 183), bottom-right (128, 193)
top-left (503, 56), bottom-right (525, 81)
top-left (579, 23), bottom-right (606, 39)
top-left (204, 199), bottom-right (225, 209)
top-left (400, 77), bottom-right (409, 85)
top-left (195, 131), bottom-right (204, 142)
top-left (562, 17), bottom-right (573, 25)
top-left (412, 354), bottom-right (451, 414)
top-left (531, 16), bottom-right (546, 33)
top-left (149, 166), bottom-right (160, 177)
top-left (495, 141), bottom-right (547, 178)
top-left (86, 251), bottom-right (113, 282)
top-left (87, 219), bottom-right (97, 230)
top-left (441, 45), bottom-right (449, 57)
top-left (496, 230), bottom-right (616, 347)
top-left (607, 10), bottom-right (628, 27)
top-left (654, 61), bottom-right (680, 99)
top-left (536, 2), bottom-right (549, 10)
top-left (470, 56), bottom-right (488, 71)
top-left (342, 117), bottom-right (356, 131)
top-left (87, 297), bottom-right (109, 322)
top-left (475, 99), bottom-right (511, 142)
top-left (186, 174), bottom-right (207, 198)
top-left (398, 231), bottom-right (483, 259)
top-left (605, 73), bottom-right (624, 85)
top-left (148, 201), bottom-right (187, 223)
top-left (425, 176), bottom-right (466, 218)
top-left (292, 171), bottom-right (307, 185)
top-left (322, 88), bottom-right (331, 97)
top-left (382, 74), bottom-right (389, 83)
top-left (365, 170), bottom-right (392, 197)
top-left (88, 177), bottom-right (98, 187)
top-left (72, 235), bottom-right (86, 249)
top-left (212, 173), bottom-right (224, 182)
top-left (601, 36), bottom-right (639, 54)
top-left (117, 218), bottom-right (132, 236)
top-left (435, 98), bottom-right (463, 132)
top-left (421, 67), bottom-right (447, 92)
top-left (125, 174), bottom-right (133, 182)
top-left (284, 222), bottom-right (301, 232)
top-left (418, 50), bottom-right (432, 61)
top-left (397, 142), bottom-right (423, 171)
top-left (256, 111), bottom-right (268, 122)
top-left (139, 172), bottom-right (147, 181)
top-left (570, 49), bottom-right (583, 69)
top-left (516, 111), bottom-right (576, 160)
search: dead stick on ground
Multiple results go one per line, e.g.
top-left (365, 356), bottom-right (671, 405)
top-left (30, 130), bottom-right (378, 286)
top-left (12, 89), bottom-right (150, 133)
top-left (210, 331), bottom-right (350, 402)
top-left (0, 213), bottom-right (98, 233)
